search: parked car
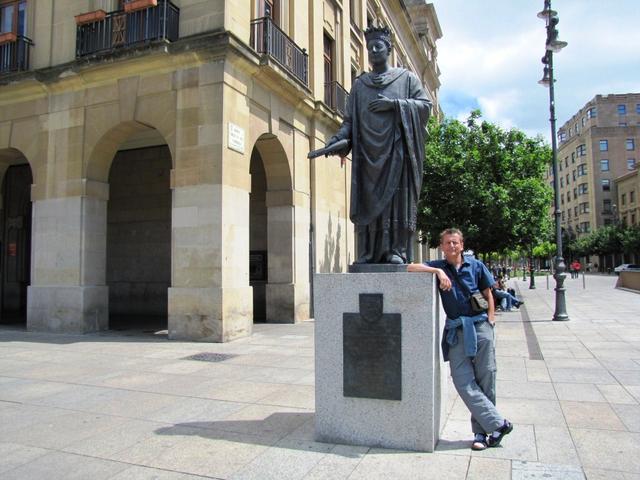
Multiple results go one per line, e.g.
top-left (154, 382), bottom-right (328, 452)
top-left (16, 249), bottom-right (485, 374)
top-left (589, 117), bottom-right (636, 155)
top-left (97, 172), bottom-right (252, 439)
top-left (614, 264), bottom-right (640, 275)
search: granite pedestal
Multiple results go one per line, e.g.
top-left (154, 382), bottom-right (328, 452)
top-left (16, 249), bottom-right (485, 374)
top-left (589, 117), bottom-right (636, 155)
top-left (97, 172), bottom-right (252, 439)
top-left (314, 271), bottom-right (446, 452)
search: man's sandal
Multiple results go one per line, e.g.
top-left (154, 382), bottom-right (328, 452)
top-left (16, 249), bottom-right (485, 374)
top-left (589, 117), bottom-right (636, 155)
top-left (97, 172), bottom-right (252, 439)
top-left (487, 420), bottom-right (513, 447)
top-left (471, 433), bottom-right (488, 451)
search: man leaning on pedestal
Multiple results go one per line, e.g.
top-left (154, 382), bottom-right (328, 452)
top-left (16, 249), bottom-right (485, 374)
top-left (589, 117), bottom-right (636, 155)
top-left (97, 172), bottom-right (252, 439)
top-left (408, 228), bottom-right (513, 450)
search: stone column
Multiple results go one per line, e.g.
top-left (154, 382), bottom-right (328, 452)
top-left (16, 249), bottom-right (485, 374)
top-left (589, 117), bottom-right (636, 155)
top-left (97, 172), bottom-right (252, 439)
top-left (27, 183), bottom-right (109, 333)
top-left (265, 190), bottom-right (310, 323)
top-left (168, 181), bottom-right (253, 342)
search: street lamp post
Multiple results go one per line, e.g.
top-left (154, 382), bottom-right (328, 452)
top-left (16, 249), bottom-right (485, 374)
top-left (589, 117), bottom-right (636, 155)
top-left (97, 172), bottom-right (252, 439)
top-left (538, 0), bottom-right (569, 321)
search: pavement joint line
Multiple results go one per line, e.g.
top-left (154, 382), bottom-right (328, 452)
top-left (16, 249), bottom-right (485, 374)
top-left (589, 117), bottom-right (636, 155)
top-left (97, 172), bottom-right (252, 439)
top-left (513, 281), bottom-right (544, 361)
top-left (1, 442), bottom-right (224, 480)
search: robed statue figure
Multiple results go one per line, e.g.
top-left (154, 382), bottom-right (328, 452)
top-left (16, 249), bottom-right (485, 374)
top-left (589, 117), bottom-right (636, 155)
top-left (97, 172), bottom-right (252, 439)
top-left (322, 26), bottom-right (432, 265)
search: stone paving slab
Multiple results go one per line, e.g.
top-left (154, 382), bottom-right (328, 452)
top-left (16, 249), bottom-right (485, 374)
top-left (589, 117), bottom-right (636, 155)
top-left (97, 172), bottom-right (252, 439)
top-left (0, 275), bottom-right (639, 478)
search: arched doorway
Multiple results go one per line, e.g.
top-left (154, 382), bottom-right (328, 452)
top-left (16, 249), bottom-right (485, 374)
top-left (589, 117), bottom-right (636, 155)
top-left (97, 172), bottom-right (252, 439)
top-left (0, 149), bottom-right (33, 327)
top-left (249, 148), bottom-right (268, 321)
top-left (105, 131), bottom-right (172, 334)
top-left (249, 134), bottom-right (299, 323)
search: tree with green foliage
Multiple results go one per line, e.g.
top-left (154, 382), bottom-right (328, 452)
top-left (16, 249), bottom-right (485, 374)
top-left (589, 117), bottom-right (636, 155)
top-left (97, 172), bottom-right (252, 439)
top-left (621, 224), bottom-right (640, 256)
top-left (419, 111), bottom-right (552, 256)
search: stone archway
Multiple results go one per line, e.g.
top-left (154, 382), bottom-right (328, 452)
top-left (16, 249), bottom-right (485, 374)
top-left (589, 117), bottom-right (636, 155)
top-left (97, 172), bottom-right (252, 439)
top-left (87, 123), bottom-right (174, 334)
top-left (0, 149), bottom-right (33, 326)
top-left (250, 134), bottom-right (300, 323)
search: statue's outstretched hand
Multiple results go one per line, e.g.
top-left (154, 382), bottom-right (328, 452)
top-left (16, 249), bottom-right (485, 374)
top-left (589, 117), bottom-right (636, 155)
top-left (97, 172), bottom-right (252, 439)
top-left (368, 94), bottom-right (395, 112)
top-left (325, 136), bottom-right (339, 147)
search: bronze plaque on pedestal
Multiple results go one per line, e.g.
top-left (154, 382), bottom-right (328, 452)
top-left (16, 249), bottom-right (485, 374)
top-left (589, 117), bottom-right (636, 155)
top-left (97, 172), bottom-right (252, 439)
top-left (343, 293), bottom-right (401, 400)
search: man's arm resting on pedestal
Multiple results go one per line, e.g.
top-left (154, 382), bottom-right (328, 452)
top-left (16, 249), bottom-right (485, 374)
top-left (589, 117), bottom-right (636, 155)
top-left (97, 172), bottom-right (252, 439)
top-left (407, 263), bottom-right (452, 291)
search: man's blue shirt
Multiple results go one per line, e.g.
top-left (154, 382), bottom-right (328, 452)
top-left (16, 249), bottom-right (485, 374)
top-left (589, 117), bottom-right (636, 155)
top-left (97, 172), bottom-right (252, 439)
top-left (426, 256), bottom-right (495, 319)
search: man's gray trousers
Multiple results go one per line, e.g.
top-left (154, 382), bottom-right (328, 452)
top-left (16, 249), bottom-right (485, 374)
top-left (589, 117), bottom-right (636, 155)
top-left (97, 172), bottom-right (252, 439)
top-left (447, 320), bottom-right (504, 434)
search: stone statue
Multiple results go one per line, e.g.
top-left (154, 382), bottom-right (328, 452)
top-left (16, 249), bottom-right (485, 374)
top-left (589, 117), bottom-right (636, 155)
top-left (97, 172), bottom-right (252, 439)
top-left (316, 26), bottom-right (432, 265)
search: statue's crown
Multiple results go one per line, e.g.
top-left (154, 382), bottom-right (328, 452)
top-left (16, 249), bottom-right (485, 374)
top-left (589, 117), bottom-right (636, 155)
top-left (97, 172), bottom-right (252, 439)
top-left (364, 26), bottom-right (391, 45)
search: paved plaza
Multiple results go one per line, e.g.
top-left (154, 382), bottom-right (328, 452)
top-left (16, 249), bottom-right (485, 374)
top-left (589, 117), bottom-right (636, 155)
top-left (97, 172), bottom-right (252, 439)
top-left (0, 274), bottom-right (639, 479)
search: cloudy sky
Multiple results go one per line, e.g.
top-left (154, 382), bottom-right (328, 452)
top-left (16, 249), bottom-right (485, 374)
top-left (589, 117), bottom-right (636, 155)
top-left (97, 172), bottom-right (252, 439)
top-left (431, 0), bottom-right (640, 141)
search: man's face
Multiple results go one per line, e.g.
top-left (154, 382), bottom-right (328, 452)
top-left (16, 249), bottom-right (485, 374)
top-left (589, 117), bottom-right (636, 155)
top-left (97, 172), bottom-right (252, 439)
top-left (441, 234), bottom-right (464, 260)
top-left (367, 39), bottom-right (389, 67)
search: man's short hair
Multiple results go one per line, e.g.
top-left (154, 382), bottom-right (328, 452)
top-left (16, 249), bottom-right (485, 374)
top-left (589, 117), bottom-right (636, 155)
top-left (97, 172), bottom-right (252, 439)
top-left (439, 228), bottom-right (464, 243)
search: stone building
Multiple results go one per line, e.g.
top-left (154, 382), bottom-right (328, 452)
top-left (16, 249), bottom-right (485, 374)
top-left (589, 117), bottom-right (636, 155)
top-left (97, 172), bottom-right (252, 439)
top-left (0, 0), bottom-right (441, 340)
top-left (615, 169), bottom-right (639, 227)
top-left (552, 93), bottom-right (640, 240)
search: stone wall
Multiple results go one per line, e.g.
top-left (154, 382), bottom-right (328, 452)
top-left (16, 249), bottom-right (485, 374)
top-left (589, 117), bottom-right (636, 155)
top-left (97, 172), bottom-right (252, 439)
top-left (107, 145), bottom-right (172, 316)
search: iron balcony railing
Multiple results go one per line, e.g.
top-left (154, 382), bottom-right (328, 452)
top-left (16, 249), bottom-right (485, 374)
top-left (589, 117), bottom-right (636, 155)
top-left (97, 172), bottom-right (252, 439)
top-left (324, 80), bottom-right (349, 116)
top-left (250, 16), bottom-right (308, 86)
top-left (76, 0), bottom-right (179, 58)
top-left (0, 36), bottom-right (33, 74)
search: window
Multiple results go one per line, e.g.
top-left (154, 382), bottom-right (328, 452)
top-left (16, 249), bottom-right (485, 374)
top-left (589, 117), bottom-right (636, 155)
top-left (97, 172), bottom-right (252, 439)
top-left (572, 170), bottom-right (576, 181)
top-left (599, 140), bottom-right (608, 151)
top-left (566, 174), bottom-right (570, 185)
top-left (0, 0), bottom-right (26, 36)
top-left (632, 213), bottom-right (636, 225)
top-left (587, 107), bottom-right (597, 118)
top-left (574, 206), bottom-right (578, 216)
top-left (559, 162), bottom-right (563, 172)
top-left (631, 190), bottom-right (636, 203)
top-left (323, 31), bottom-right (334, 105)
top-left (600, 159), bottom-right (609, 171)
top-left (577, 164), bottom-right (587, 176)
top-left (565, 158), bottom-right (568, 168)
top-left (567, 208), bottom-right (571, 218)
top-left (560, 177), bottom-right (564, 188)
top-left (618, 104), bottom-right (627, 115)
top-left (567, 191), bottom-right (571, 201)
top-left (602, 179), bottom-right (610, 191)
top-left (561, 193), bottom-right (564, 204)
top-left (576, 144), bottom-right (586, 156)
top-left (637, 104), bottom-right (640, 115)
top-left (580, 222), bottom-right (590, 233)
top-left (622, 216), bottom-right (627, 226)
top-left (561, 211), bottom-right (565, 221)
top-left (260, 0), bottom-right (280, 24)
top-left (573, 187), bottom-right (577, 197)
top-left (579, 202), bottom-right (589, 214)
top-left (559, 132), bottom-right (567, 142)
top-left (581, 117), bottom-right (586, 127)
top-left (628, 159), bottom-right (636, 170)
top-left (578, 183), bottom-right (588, 195)
top-left (571, 152), bottom-right (575, 163)
top-left (622, 193), bottom-right (626, 206)
top-left (626, 139), bottom-right (635, 151)
top-left (603, 199), bottom-right (612, 213)
top-left (619, 122), bottom-right (628, 127)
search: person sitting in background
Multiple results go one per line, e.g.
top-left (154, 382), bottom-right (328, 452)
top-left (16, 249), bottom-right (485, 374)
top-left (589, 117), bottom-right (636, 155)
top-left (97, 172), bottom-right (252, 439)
top-left (492, 277), bottom-right (523, 312)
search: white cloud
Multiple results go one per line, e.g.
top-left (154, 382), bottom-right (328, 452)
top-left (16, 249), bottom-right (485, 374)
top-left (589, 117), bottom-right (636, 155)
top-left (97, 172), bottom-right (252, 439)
top-left (432, 0), bottom-right (640, 141)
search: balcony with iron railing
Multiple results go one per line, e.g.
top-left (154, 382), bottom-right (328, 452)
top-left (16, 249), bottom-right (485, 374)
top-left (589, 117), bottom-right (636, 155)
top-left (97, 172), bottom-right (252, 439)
top-left (0, 35), bottom-right (33, 75)
top-left (324, 80), bottom-right (349, 117)
top-left (250, 16), bottom-right (308, 87)
top-left (76, 0), bottom-right (179, 58)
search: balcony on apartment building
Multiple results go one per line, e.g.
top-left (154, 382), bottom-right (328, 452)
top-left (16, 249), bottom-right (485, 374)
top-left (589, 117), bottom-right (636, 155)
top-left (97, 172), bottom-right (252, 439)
top-left (0, 33), bottom-right (32, 75)
top-left (324, 80), bottom-right (348, 117)
top-left (75, 0), bottom-right (179, 58)
top-left (250, 16), bottom-right (308, 87)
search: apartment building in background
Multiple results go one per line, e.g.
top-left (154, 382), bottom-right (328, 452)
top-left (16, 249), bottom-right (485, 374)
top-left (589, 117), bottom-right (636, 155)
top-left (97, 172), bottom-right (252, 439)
top-left (0, 0), bottom-right (442, 340)
top-left (551, 93), bottom-right (640, 243)
top-left (616, 169), bottom-right (639, 228)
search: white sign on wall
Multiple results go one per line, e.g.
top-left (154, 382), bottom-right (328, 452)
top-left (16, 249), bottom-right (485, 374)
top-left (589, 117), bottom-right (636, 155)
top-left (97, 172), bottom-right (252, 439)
top-left (228, 123), bottom-right (245, 154)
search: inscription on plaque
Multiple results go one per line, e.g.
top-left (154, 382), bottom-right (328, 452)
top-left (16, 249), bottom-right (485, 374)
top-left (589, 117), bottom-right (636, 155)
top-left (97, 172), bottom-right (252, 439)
top-left (343, 293), bottom-right (401, 400)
